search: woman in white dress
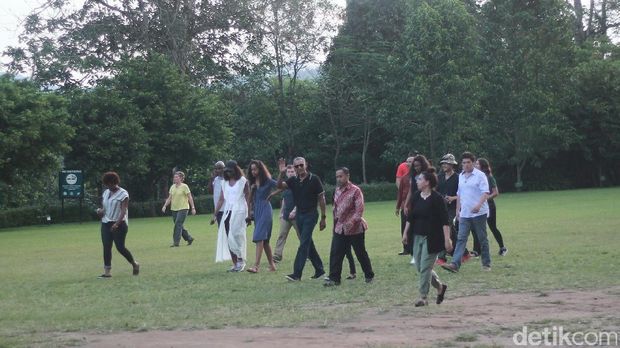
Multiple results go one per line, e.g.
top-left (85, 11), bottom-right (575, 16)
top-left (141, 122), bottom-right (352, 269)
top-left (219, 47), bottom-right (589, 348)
top-left (212, 160), bottom-right (251, 272)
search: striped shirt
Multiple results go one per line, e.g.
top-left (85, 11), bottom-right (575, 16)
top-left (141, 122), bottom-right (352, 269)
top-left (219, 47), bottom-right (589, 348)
top-left (101, 188), bottom-right (129, 223)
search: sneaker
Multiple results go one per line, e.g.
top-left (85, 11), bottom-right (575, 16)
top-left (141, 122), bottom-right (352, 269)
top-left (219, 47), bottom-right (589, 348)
top-left (469, 251), bottom-right (480, 258)
top-left (414, 298), bottom-right (428, 307)
top-left (237, 261), bottom-right (246, 272)
top-left (132, 262), bottom-right (140, 276)
top-left (499, 247), bottom-right (508, 256)
top-left (187, 239), bottom-right (194, 246)
top-left (441, 263), bottom-right (459, 273)
top-left (461, 253), bottom-right (471, 263)
top-left (227, 265), bottom-right (237, 272)
top-left (346, 274), bottom-right (356, 280)
top-left (410, 256), bottom-right (416, 265)
top-left (435, 258), bottom-right (447, 266)
top-left (323, 280), bottom-right (340, 287)
top-left (273, 256), bottom-right (282, 263)
top-left (98, 274), bottom-right (112, 279)
top-left (482, 265), bottom-right (491, 272)
top-left (398, 251), bottom-right (410, 256)
top-left (170, 244), bottom-right (179, 248)
top-left (310, 270), bottom-right (325, 279)
top-left (285, 274), bottom-right (300, 282)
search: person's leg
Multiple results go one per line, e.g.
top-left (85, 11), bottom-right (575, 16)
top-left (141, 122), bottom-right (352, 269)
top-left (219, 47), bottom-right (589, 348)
top-left (293, 213), bottom-right (323, 278)
top-left (328, 232), bottom-right (347, 283)
top-left (172, 210), bottom-right (189, 246)
top-left (487, 201), bottom-right (505, 249)
top-left (224, 212), bottom-right (237, 265)
top-left (253, 241), bottom-right (264, 269)
top-left (406, 221), bottom-right (414, 254)
top-left (345, 245), bottom-right (356, 276)
top-left (177, 209), bottom-right (192, 242)
top-left (472, 229), bottom-right (481, 255)
top-left (171, 211), bottom-right (180, 246)
top-left (274, 218), bottom-right (292, 261)
top-left (263, 240), bottom-right (276, 270)
top-left (451, 217), bottom-right (472, 269)
top-left (216, 211), bottom-right (224, 226)
top-left (350, 233), bottom-right (374, 280)
top-left (111, 222), bottom-right (136, 266)
top-left (101, 223), bottom-right (113, 275)
top-left (416, 236), bottom-right (438, 299)
top-left (400, 209), bottom-right (408, 253)
top-left (472, 215), bottom-right (491, 267)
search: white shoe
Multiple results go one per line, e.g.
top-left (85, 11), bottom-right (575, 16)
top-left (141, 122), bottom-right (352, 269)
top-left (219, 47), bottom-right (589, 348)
top-left (237, 261), bottom-right (246, 272)
top-left (410, 256), bottom-right (416, 265)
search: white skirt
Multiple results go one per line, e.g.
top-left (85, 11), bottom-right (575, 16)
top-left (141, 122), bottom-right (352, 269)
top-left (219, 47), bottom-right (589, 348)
top-left (215, 209), bottom-right (247, 262)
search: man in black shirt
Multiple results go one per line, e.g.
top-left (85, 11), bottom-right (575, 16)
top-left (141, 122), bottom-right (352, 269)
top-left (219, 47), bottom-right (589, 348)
top-left (277, 157), bottom-right (327, 281)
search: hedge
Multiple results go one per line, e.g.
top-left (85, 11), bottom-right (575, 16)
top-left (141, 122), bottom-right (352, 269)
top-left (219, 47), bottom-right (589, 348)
top-left (0, 182), bottom-right (397, 229)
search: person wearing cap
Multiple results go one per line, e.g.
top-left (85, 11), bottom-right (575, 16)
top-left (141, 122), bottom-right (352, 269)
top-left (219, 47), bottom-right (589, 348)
top-left (209, 161), bottom-right (226, 226)
top-left (436, 154), bottom-right (459, 265)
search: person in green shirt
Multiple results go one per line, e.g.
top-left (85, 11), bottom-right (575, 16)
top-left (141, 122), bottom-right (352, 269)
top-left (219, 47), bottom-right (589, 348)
top-left (476, 159), bottom-right (507, 256)
top-left (162, 171), bottom-right (196, 247)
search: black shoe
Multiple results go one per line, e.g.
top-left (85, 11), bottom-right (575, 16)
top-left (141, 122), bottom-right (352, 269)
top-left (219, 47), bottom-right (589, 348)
top-left (285, 274), bottom-right (300, 282)
top-left (187, 239), bottom-right (194, 246)
top-left (323, 280), bottom-right (340, 287)
top-left (398, 251), bottom-right (410, 256)
top-left (346, 274), bottom-right (356, 280)
top-left (436, 284), bottom-right (447, 304)
top-left (98, 274), bottom-right (111, 279)
top-left (170, 244), bottom-right (179, 247)
top-left (310, 270), bottom-right (326, 279)
top-left (365, 277), bottom-right (374, 284)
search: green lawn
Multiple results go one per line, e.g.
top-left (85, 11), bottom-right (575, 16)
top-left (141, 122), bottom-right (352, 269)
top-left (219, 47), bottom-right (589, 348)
top-left (1, 188), bottom-right (619, 346)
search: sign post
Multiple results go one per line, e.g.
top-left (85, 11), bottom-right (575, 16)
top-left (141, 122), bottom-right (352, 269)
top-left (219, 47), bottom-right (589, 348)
top-left (59, 170), bottom-right (84, 223)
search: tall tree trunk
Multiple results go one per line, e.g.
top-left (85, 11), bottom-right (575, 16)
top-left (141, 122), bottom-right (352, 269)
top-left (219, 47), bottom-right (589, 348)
top-left (574, 0), bottom-right (585, 43)
top-left (362, 117), bottom-right (371, 184)
top-left (587, 0), bottom-right (595, 37)
top-left (601, 0), bottom-right (608, 36)
top-left (515, 160), bottom-right (526, 192)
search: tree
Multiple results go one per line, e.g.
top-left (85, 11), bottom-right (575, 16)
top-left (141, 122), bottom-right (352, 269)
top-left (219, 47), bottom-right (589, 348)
top-left (63, 55), bottom-right (233, 201)
top-left (0, 75), bottom-right (74, 208)
top-left (480, 0), bottom-right (577, 189)
top-left (4, 0), bottom-right (256, 88)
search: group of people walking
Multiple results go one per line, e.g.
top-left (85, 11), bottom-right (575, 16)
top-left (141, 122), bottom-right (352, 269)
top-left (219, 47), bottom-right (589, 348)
top-left (94, 151), bottom-right (505, 308)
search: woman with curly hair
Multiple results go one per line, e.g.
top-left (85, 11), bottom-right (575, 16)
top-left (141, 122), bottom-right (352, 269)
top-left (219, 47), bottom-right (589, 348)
top-left (246, 160), bottom-right (278, 273)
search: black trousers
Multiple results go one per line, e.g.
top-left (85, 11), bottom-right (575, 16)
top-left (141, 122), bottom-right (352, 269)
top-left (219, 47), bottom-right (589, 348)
top-left (487, 200), bottom-right (505, 248)
top-left (400, 209), bottom-right (411, 253)
top-left (328, 232), bottom-right (374, 283)
top-left (101, 221), bottom-right (135, 268)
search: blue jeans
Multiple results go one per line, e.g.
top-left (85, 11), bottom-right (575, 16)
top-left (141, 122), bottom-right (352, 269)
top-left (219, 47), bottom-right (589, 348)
top-left (451, 214), bottom-right (490, 268)
top-left (293, 211), bottom-right (324, 278)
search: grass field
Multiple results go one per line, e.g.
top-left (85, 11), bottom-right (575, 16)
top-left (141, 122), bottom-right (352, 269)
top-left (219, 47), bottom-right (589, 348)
top-left (0, 187), bottom-right (619, 347)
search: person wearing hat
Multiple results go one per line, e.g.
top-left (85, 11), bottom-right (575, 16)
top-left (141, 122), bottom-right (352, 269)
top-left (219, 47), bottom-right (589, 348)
top-left (436, 154), bottom-right (460, 265)
top-left (209, 161), bottom-right (226, 226)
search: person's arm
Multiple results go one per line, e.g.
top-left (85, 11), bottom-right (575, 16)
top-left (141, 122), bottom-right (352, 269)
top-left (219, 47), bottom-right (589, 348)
top-left (350, 189), bottom-right (365, 232)
top-left (211, 191), bottom-right (225, 224)
top-left (244, 181), bottom-right (252, 225)
top-left (443, 225), bottom-right (453, 253)
top-left (437, 194), bottom-right (452, 252)
top-left (289, 206), bottom-right (297, 220)
top-left (455, 195), bottom-right (461, 218)
top-left (248, 185), bottom-right (255, 219)
top-left (268, 188), bottom-right (284, 201)
top-left (112, 197), bottom-right (129, 231)
top-left (396, 176), bottom-right (401, 189)
top-left (161, 193), bottom-right (171, 213)
top-left (276, 158), bottom-right (288, 190)
top-left (319, 192), bottom-right (327, 231)
top-left (403, 185), bottom-right (412, 216)
top-left (489, 187), bottom-right (499, 200)
top-left (188, 192), bottom-right (197, 215)
top-left (472, 175), bottom-right (490, 213)
top-left (402, 221), bottom-right (411, 245)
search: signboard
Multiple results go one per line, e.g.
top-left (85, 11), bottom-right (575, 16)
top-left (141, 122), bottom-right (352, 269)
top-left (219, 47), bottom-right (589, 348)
top-left (59, 170), bottom-right (84, 199)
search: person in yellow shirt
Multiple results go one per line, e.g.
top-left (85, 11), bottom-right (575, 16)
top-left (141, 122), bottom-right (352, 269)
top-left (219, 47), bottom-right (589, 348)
top-left (162, 171), bottom-right (196, 247)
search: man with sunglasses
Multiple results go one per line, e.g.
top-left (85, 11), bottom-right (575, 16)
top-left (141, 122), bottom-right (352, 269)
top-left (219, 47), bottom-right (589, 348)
top-left (277, 157), bottom-right (327, 281)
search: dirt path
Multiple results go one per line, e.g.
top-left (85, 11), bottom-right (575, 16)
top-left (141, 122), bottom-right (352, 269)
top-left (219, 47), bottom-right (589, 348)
top-left (62, 287), bottom-right (620, 347)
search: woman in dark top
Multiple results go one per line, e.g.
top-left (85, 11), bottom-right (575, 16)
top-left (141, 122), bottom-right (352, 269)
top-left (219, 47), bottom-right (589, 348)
top-left (476, 158), bottom-right (507, 256)
top-left (403, 154), bottom-right (432, 259)
top-left (403, 168), bottom-right (453, 306)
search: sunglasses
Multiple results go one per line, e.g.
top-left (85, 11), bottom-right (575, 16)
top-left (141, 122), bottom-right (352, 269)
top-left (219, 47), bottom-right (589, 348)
top-left (294, 164), bottom-right (304, 168)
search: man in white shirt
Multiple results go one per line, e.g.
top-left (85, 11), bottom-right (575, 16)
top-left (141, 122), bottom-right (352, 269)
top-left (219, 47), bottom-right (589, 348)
top-left (442, 152), bottom-right (491, 273)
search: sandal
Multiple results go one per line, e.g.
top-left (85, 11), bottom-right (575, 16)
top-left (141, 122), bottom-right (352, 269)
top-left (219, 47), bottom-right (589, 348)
top-left (247, 266), bottom-right (259, 273)
top-left (268, 264), bottom-right (277, 272)
top-left (436, 284), bottom-right (448, 304)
